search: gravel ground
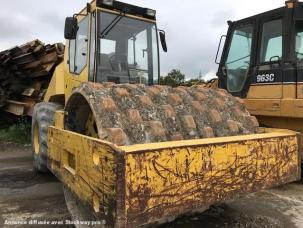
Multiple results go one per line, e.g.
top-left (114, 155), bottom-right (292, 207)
top-left (0, 142), bottom-right (71, 227)
top-left (0, 141), bottom-right (303, 228)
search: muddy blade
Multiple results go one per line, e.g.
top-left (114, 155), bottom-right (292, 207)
top-left (48, 83), bottom-right (300, 227)
top-left (48, 126), bottom-right (300, 227)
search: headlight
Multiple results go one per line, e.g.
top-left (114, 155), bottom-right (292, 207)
top-left (145, 9), bottom-right (156, 17)
top-left (102, 0), bottom-right (114, 6)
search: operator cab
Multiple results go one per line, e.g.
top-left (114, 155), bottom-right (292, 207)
top-left (217, 0), bottom-right (303, 100)
top-left (64, 0), bottom-right (167, 86)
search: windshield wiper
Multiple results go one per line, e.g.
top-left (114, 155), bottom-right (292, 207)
top-left (100, 13), bottom-right (124, 39)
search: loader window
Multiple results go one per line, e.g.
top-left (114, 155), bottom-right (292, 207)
top-left (260, 19), bottom-right (283, 63)
top-left (127, 30), bottom-right (149, 84)
top-left (69, 16), bottom-right (89, 75)
top-left (226, 25), bottom-right (253, 92)
top-left (101, 39), bottom-right (116, 55)
top-left (296, 21), bottom-right (303, 60)
top-left (69, 40), bottom-right (76, 73)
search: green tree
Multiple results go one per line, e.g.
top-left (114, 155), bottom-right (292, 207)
top-left (160, 69), bottom-right (185, 87)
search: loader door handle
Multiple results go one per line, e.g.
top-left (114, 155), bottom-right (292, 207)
top-left (222, 66), bottom-right (227, 76)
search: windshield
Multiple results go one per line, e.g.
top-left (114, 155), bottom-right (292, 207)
top-left (95, 11), bottom-right (159, 85)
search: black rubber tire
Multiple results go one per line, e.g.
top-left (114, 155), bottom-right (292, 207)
top-left (32, 102), bottom-right (62, 173)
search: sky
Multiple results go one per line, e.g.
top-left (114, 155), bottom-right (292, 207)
top-left (0, 0), bottom-right (286, 79)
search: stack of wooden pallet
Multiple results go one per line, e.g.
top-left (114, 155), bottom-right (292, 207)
top-left (0, 40), bottom-right (64, 115)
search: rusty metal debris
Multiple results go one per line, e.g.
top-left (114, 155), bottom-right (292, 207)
top-left (0, 39), bottom-right (64, 115)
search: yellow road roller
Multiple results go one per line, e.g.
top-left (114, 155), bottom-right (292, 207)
top-left (31, 0), bottom-right (301, 227)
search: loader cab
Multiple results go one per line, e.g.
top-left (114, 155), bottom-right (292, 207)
top-left (64, 0), bottom-right (166, 98)
top-left (217, 1), bottom-right (303, 116)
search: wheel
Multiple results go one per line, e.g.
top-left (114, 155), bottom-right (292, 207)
top-left (65, 83), bottom-right (259, 146)
top-left (32, 102), bottom-right (62, 173)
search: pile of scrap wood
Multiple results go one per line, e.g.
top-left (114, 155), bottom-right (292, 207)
top-left (0, 40), bottom-right (64, 115)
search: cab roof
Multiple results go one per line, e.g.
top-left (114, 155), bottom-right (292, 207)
top-left (96, 0), bottom-right (156, 20)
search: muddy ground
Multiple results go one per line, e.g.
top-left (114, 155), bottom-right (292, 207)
top-left (0, 142), bottom-right (303, 228)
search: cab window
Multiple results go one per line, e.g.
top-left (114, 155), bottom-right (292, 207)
top-left (296, 21), bottom-right (303, 60)
top-left (226, 24), bottom-right (253, 92)
top-left (260, 19), bottom-right (283, 63)
top-left (69, 16), bottom-right (89, 74)
top-left (127, 30), bottom-right (149, 84)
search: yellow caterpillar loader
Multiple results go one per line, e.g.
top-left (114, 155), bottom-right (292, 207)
top-left (32, 0), bottom-right (301, 227)
top-left (216, 0), bottom-right (303, 151)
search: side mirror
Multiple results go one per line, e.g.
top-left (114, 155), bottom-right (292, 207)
top-left (159, 30), bottom-right (168, 52)
top-left (64, 17), bottom-right (78, 40)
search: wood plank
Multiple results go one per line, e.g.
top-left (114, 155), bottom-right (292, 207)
top-left (0, 39), bottom-right (64, 112)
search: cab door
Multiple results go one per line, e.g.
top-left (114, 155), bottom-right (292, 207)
top-left (65, 15), bottom-right (90, 100)
top-left (217, 18), bottom-right (256, 98)
top-left (217, 10), bottom-right (285, 116)
top-left (249, 15), bottom-right (284, 100)
top-left (296, 20), bottom-right (303, 98)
